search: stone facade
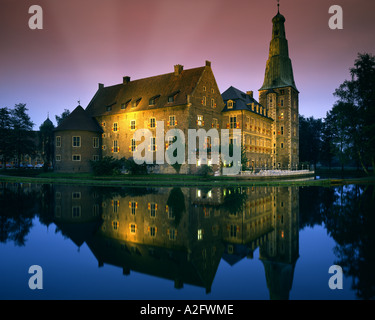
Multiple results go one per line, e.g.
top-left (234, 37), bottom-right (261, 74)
top-left (54, 9), bottom-right (298, 173)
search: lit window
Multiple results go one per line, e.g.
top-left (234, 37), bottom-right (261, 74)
top-left (198, 229), bottom-right (203, 240)
top-left (169, 115), bottom-right (176, 126)
top-left (149, 203), bottom-right (157, 218)
top-left (130, 120), bottom-right (136, 130)
top-left (230, 116), bottom-right (237, 129)
top-left (150, 137), bottom-right (156, 152)
top-left (130, 224), bottom-right (136, 234)
top-left (150, 118), bottom-right (156, 128)
top-left (131, 139), bottom-right (136, 152)
top-left (197, 115), bottom-right (203, 126)
top-left (113, 140), bottom-right (119, 153)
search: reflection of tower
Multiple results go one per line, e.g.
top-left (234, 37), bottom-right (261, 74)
top-left (259, 6), bottom-right (299, 169)
top-left (259, 186), bottom-right (299, 300)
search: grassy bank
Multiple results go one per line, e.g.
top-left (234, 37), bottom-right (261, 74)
top-left (1, 170), bottom-right (375, 187)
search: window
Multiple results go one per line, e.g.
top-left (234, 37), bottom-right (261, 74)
top-left (169, 115), bottom-right (176, 127)
top-left (167, 136), bottom-right (174, 149)
top-left (149, 203), bottom-right (157, 218)
top-left (93, 137), bottom-right (99, 148)
top-left (166, 205), bottom-right (174, 219)
top-left (113, 122), bottom-right (118, 132)
top-left (197, 115), bottom-right (203, 126)
top-left (149, 95), bottom-right (160, 106)
top-left (112, 221), bottom-right (119, 230)
top-left (72, 206), bottom-right (81, 218)
top-left (168, 96), bottom-right (174, 103)
top-left (149, 226), bottom-right (156, 237)
top-left (106, 106), bottom-right (112, 111)
top-left (130, 120), bottom-right (136, 130)
top-left (93, 155), bottom-right (99, 161)
top-left (280, 89), bottom-right (285, 95)
top-left (122, 99), bottom-right (131, 109)
top-left (203, 86), bottom-right (206, 91)
top-left (72, 136), bottom-right (81, 147)
top-left (72, 192), bottom-right (81, 200)
top-left (113, 140), bottom-right (119, 153)
top-left (131, 139), bottom-right (136, 152)
top-left (56, 155), bottom-right (61, 161)
top-left (56, 136), bottom-right (61, 147)
top-left (230, 225), bottom-right (238, 238)
top-left (132, 98), bottom-right (141, 108)
top-left (130, 201), bottom-right (137, 215)
top-left (280, 99), bottom-right (284, 107)
top-left (227, 100), bottom-right (233, 109)
top-left (149, 117), bottom-right (156, 128)
top-left (169, 229), bottom-right (176, 241)
top-left (150, 137), bottom-right (156, 152)
top-left (281, 126), bottom-right (284, 135)
top-left (211, 88), bottom-right (214, 93)
top-left (198, 229), bottom-right (203, 240)
top-left (230, 116), bottom-right (237, 129)
top-left (202, 96), bottom-right (206, 106)
top-left (281, 142), bottom-right (284, 149)
top-left (212, 118), bottom-right (218, 129)
top-left (72, 154), bottom-right (81, 161)
top-left (211, 98), bottom-right (215, 108)
top-left (130, 224), bottom-right (136, 234)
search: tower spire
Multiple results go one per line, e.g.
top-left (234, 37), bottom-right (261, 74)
top-left (259, 7), bottom-right (297, 91)
top-left (277, 0), bottom-right (280, 14)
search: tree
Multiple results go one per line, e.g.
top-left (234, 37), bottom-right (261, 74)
top-left (333, 53), bottom-right (375, 174)
top-left (320, 112), bottom-right (336, 169)
top-left (0, 107), bottom-right (13, 168)
top-left (39, 118), bottom-right (55, 170)
top-left (9, 104), bottom-right (35, 166)
top-left (55, 109), bottom-right (70, 126)
top-left (299, 115), bottom-right (323, 168)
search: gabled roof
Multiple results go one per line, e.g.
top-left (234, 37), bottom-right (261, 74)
top-left (54, 105), bottom-right (103, 133)
top-left (85, 66), bottom-right (206, 117)
top-left (221, 86), bottom-right (272, 119)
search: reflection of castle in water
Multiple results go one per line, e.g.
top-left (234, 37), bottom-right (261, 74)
top-left (53, 185), bottom-right (299, 299)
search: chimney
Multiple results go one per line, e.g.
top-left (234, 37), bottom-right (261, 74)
top-left (98, 83), bottom-right (104, 89)
top-left (246, 91), bottom-right (253, 98)
top-left (174, 64), bottom-right (183, 76)
top-left (123, 76), bottom-right (131, 84)
top-left (205, 60), bottom-right (211, 67)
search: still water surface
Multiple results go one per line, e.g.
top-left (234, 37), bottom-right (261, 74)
top-left (0, 182), bottom-right (374, 300)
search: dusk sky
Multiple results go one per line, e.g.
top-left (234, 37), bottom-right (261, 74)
top-left (1, 0), bottom-right (375, 129)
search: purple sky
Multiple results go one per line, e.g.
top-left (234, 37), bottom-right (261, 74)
top-left (1, 0), bottom-right (375, 129)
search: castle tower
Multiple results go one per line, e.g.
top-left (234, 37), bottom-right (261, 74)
top-left (259, 5), bottom-right (299, 169)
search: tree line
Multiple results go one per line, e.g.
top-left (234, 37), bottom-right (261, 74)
top-left (0, 104), bottom-right (70, 170)
top-left (299, 53), bottom-right (375, 174)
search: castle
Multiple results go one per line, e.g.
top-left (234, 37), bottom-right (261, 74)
top-left (54, 7), bottom-right (299, 174)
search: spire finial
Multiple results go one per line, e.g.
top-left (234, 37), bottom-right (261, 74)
top-left (277, 0), bottom-right (280, 13)
top-left (78, 99), bottom-right (81, 106)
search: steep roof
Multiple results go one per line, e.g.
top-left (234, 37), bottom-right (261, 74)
top-left (85, 66), bottom-right (206, 117)
top-left (221, 86), bottom-right (272, 120)
top-left (54, 105), bottom-right (103, 133)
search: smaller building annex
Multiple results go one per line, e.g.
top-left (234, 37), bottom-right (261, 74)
top-left (54, 105), bottom-right (103, 173)
top-left (221, 86), bottom-right (274, 169)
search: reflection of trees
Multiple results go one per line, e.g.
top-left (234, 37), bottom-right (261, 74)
top-left (166, 188), bottom-right (185, 226)
top-left (0, 183), bottom-right (38, 246)
top-left (322, 185), bottom-right (375, 300)
top-left (220, 187), bottom-right (247, 215)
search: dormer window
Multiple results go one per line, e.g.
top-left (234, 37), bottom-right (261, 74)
top-left (132, 98), bottom-right (142, 108)
top-left (121, 99), bottom-right (131, 109)
top-left (106, 106), bottom-right (112, 111)
top-left (167, 90), bottom-right (180, 103)
top-left (227, 100), bottom-right (233, 109)
top-left (149, 95), bottom-right (160, 106)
